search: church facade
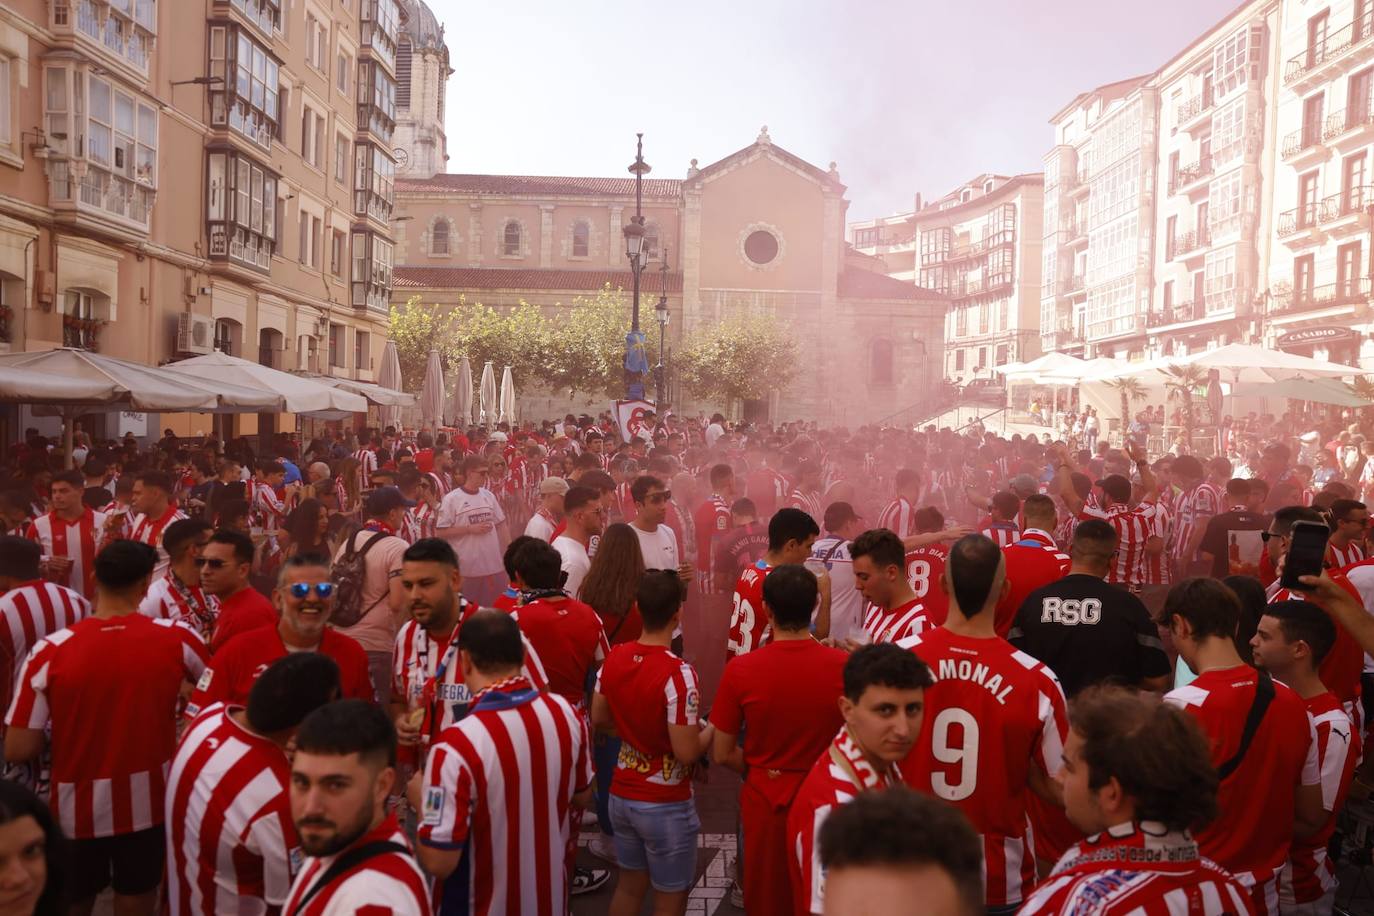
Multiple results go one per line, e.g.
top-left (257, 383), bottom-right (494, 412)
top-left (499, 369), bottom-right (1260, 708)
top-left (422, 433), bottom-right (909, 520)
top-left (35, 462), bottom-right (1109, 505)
top-left (392, 124), bottom-right (948, 426)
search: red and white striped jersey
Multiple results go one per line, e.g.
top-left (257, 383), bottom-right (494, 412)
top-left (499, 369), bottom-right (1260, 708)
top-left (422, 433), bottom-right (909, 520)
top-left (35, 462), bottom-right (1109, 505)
top-left (419, 679), bottom-right (593, 914)
top-left (391, 604), bottom-right (481, 752)
top-left (1282, 693), bottom-right (1359, 906)
top-left (0, 581), bottom-right (90, 712)
top-left (898, 628), bottom-right (1069, 908)
top-left (426, 471), bottom-right (451, 498)
top-left (1328, 540), bottom-right (1366, 569)
top-left (877, 497), bottom-right (916, 539)
top-left (980, 521), bottom-right (1021, 548)
top-left (282, 814), bottom-right (428, 916)
top-left (130, 505), bottom-right (189, 581)
top-left (785, 488), bottom-right (822, 521)
top-left (24, 509), bottom-right (106, 599)
top-left (1172, 482), bottom-right (1221, 564)
top-left (6, 614), bottom-right (210, 839)
top-left (1020, 822), bottom-right (1254, 916)
top-left (353, 448), bottom-right (378, 491)
top-left (1140, 500), bottom-right (1173, 587)
top-left (138, 574), bottom-right (219, 644)
top-left (863, 597), bottom-right (930, 645)
top-left (249, 480), bottom-right (286, 533)
top-left (787, 727), bottom-right (903, 915)
top-left (164, 703), bottom-right (298, 915)
top-left (1078, 502), bottom-right (1159, 588)
top-left (727, 561), bottom-right (773, 658)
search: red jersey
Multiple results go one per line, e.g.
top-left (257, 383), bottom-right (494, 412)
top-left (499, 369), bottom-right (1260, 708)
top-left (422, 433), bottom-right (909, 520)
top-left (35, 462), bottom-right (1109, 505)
top-left (0, 581), bottom-right (90, 713)
top-left (746, 467), bottom-right (789, 518)
top-left (283, 813), bottom-right (428, 916)
top-left (904, 543), bottom-right (949, 624)
top-left (595, 642), bottom-right (701, 803)
top-left (997, 531), bottom-right (1071, 637)
top-left (862, 596), bottom-right (930, 644)
top-left (980, 521), bottom-right (1021, 548)
top-left (596, 604), bottom-right (644, 647)
top-left (187, 625), bottom-right (373, 718)
top-left (1283, 693), bottom-right (1359, 905)
top-left (694, 494), bottom-right (732, 592)
top-left (419, 679), bottom-right (593, 915)
top-left (6, 614), bottom-right (210, 839)
top-left (1079, 501), bottom-right (1159, 587)
top-left (1166, 667), bottom-right (1320, 889)
top-left (208, 588), bottom-right (277, 655)
top-left (898, 628), bottom-right (1069, 907)
top-left (492, 586), bottom-right (519, 612)
top-left (165, 703), bottom-right (297, 915)
top-left (787, 727), bottom-right (903, 915)
top-left (1019, 822), bottom-right (1255, 915)
top-left (510, 595), bottom-right (609, 707)
top-left (1269, 572), bottom-right (1364, 710)
top-left (727, 561), bottom-right (772, 658)
top-left (877, 496), bottom-right (916, 538)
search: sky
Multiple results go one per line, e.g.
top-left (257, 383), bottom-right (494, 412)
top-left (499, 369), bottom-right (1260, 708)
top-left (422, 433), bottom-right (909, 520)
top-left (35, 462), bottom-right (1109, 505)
top-left (429, 0), bottom-right (1241, 223)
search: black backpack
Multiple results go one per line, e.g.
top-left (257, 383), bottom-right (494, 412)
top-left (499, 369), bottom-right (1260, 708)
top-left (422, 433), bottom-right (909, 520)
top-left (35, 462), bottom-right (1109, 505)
top-left (331, 530), bottom-right (388, 628)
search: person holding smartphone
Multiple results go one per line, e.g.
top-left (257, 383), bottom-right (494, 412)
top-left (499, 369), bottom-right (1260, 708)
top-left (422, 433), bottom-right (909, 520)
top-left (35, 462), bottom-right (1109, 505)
top-left (1265, 506), bottom-right (1364, 719)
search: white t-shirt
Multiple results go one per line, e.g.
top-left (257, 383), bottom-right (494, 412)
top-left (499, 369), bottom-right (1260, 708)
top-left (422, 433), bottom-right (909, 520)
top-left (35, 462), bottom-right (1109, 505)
top-left (632, 523), bottom-right (679, 571)
top-left (553, 535), bottom-right (591, 598)
top-left (705, 422), bottom-right (725, 448)
top-left (524, 511), bottom-right (557, 543)
top-left (806, 534), bottom-right (863, 642)
top-left (436, 486), bottom-right (506, 578)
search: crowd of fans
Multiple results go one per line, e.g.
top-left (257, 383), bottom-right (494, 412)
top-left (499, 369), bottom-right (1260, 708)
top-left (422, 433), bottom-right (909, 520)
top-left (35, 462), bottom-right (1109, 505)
top-left (3, 405), bottom-right (1374, 914)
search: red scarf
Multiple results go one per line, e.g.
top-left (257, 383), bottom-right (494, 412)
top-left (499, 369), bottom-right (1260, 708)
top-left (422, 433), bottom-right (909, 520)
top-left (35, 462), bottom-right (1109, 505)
top-left (364, 520), bottom-right (396, 536)
top-left (49, 509), bottom-right (97, 596)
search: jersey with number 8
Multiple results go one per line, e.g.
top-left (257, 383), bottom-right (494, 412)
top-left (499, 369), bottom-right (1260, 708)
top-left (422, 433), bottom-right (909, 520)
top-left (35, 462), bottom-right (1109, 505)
top-left (904, 544), bottom-right (950, 624)
top-left (896, 627), bottom-right (1069, 909)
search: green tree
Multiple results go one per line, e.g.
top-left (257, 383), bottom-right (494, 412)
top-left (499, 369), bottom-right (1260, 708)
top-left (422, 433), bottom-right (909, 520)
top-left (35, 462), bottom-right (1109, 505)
top-left (1104, 377), bottom-right (1147, 446)
top-left (387, 295), bottom-right (455, 390)
top-left (543, 284), bottom-right (661, 397)
top-left (677, 313), bottom-right (797, 405)
top-left (1163, 363), bottom-right (1208, 453)
top-left (447, 298), bottom-right (552, 388)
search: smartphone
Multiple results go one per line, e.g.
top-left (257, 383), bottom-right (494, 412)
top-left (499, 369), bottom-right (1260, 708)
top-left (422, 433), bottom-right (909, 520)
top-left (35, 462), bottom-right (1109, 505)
top-left (1280, 520), bottom-right (1330, 591)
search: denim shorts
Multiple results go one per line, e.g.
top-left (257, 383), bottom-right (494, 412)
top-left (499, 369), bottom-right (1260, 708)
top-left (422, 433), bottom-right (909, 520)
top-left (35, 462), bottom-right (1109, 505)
top-left (608, 795), bottom-right (700, 892)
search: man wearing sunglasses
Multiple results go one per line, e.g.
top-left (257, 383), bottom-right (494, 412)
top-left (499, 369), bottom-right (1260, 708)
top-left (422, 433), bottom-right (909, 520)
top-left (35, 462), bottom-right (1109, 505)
top-left (187, 553), bottom-right (374, 718)
top-left (631, 475), bottom-right (685, 576)
top-left (200, 530), bottom-right (277, 654)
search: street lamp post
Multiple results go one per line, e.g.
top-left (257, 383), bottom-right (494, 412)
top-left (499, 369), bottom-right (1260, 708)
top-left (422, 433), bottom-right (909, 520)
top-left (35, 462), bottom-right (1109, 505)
top-left (654, 254), bottom-right (670, 407)
top-left (622, 134), bottom-right (651, 400)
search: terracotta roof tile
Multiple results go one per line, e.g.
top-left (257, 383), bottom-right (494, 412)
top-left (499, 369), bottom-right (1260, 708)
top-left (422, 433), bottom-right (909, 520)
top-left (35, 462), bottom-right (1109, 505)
top-left (396, 174), bottom-right (683, 198)
top-left (838, 269), bottom-right (946, 301)
top-left (393, 266), bottom-right (683, 293)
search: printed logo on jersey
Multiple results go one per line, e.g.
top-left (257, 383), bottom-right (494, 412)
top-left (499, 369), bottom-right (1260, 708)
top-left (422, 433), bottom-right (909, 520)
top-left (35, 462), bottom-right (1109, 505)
top-left (1039, 597), bottom-right (1102, 626)
top-left (422, 786), bottom-right (445, 825)
top-left (195, 668), bottom-right (214, 692)
top-left (685, 687), bottom-right (700, 718)
top-left (289, 846), bottom-right (304, 876)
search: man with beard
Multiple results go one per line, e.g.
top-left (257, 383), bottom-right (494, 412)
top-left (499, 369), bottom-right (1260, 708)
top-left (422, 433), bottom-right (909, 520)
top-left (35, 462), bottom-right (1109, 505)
top-left (285, 700), bottom-right (429, 913)
top-left (391, 539), bottom-right (479, 770)
top-left (187, 554), bottom-right (373, 716)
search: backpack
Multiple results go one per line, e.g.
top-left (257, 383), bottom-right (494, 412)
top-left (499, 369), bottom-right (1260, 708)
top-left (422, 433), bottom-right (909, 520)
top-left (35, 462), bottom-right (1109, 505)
top-left (331, 530), bottom-right (388, 628)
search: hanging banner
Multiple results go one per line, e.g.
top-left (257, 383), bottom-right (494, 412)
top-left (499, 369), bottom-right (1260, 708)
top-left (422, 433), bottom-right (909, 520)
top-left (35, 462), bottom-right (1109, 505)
top-left (612, 399), bottom-right (657, 443)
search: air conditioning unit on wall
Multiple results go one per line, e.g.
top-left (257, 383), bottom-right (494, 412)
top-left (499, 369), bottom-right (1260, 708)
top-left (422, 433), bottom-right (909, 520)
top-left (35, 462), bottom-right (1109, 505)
top-left (176, 313), bottom-right (215, 355)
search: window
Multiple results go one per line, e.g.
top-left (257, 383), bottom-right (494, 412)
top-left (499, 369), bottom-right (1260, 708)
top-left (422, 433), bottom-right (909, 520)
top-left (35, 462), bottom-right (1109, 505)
top-left (305, 14), bottom-right (326, 72)
top-left (1345, 154), bottom-right (1367, 210)
top-left (258, 328), bottom-right (281, 369)
top-left (1338, 241), bottom-right (1363, 297)
top-left (955, 305), bottom-right (967, 337)
top-left (1351, 69), bottom-right (1373, 125)
top-left (300, 106), bottom-right (324, 168)
top-left (954, 350), bottom-right (965, 371)
top-left (207, 150), bottom-right (278, 271)
top-left (920, 227), bottom-right (951, 264)
top-left (361, 0), bottom-right (399, 71)
top-left (854, 227), bottom-right (878, 247)
top-left (571, 220), bottom-right (589, 258)
top-left (353, 142), bottom-right (395, 221)
top-left (1212, 27), bottom-right (1251, 98)
top-left (644, 223), bottom-right (661, 260)
top-left (62, 290), bottom-right (100, 349)
top-left (743, 230), bottom-right (779, 265)
top-left (214, 318), bottom-right (235, 355)
top-left (1295, 254), bottom-right (1315, 301)
top-left (351, 230), bottom-right (393, 311)
top-left (432, 219), bottom-right (450, 255)
top-left (1302, 94), bottom-right (1325, 147)
top-left (329, 322), bottom-right (346, 368)
top-left (1210, 97), bottom-right (1246, 166)
top-left (1207, 169), bottom-right (1243, 238)
top-left (229, 0), bottom-right (280, 35)
top-left (1203, 246), bottom-right (1236, 313)
top-left (502, 221), bottom-right (522, 257)
top-left (336, 50), bottom-right (352, 95)
top-left (44, 68), bottom-right (158, 227)
top-left (357, 60), bottom-right (397, 140)
top-left (1308, 12), bottom-right (1330, 68)
top-left (334, 133), bottom-right (349, 182)
top-left (355, 330), bottom-right (369, 372)
top-left (297, 212), bottom-right (321, 268)
top-left (68, 0), bottom-right (156, 70)
top-left (1165, 214), bottom-right (1177, 259)
top-left (1298, 170), bottom-right (1319, 226)
top-left (330, 229), bottom-right (345, 275)
top-left (208, 25), bottom-right (280, 150)
top-left (870, 339), bottom-right (893, 386)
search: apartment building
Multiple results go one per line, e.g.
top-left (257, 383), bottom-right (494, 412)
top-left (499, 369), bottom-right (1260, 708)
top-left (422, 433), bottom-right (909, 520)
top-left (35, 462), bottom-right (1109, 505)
top-left (848, 211), bottom-right (917, 282)
top-left (0, 0), bottom-right (441, 438)
top-left (908, 174), bottom-right (1044, 381)
top-left (1267, 0), bottom-right (1374, 367)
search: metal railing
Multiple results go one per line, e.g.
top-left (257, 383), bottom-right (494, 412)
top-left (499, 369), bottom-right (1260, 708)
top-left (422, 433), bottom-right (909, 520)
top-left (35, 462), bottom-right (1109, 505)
top-left (1317, 186), bottom-right (1374, 222)
top-left (1282, 127), bottom-right (1326, 158)
top-left (1269, 277), bottom-right (1371, 314)
top-left (1176, 89), bottom-right (1214, 125)
top-left (1168, 227), bottom-right (1211, 259)
top-left (1147, 301), bottom-right (1203, 327)
top-left (1170, 156), bottom-right (1214, 194)
top-left (1277, 202), bottom-right (1322, 237)
top-left (1285, 10), bottom-right (1374, 85)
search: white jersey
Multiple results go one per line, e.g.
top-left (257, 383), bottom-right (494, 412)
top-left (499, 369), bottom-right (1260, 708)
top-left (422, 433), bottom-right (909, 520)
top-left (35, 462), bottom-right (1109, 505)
top-left (806, 535), bottom-right (863, 642)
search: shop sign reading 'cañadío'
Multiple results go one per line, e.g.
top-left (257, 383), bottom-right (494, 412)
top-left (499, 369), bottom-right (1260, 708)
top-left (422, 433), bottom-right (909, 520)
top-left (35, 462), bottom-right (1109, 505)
top-left (1276, 326), bottom-right (1356, 348)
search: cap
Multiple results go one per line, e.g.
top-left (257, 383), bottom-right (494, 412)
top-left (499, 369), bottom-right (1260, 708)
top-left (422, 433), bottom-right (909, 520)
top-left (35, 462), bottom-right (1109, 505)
top-left (539, 476), bottom-right (570, 496)
top-left (489, 431), bottom-right (508, 443)
top-left (1009, 473), bottom-right (1038, 496)
top-left (365, 485), bottom-right (415, 516)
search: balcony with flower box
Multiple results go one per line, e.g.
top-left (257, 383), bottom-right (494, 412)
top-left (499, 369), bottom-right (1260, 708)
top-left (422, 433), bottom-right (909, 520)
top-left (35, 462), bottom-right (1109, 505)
top-left (1318, 187), bottom-right (1374, 236)
top-left (1284, 9), bottom-right (1374, 94)
top-left (61, 314), bottom-right (104, 351)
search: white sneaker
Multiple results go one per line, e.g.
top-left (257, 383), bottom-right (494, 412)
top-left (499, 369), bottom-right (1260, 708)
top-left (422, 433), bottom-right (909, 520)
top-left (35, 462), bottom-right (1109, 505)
top-left (587, 834), bottom-right (619, 866)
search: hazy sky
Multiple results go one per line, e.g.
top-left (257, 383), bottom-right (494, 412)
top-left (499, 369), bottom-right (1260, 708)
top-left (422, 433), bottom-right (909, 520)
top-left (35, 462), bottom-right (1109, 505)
top-left (429, 0), bottom-right (1239, 222)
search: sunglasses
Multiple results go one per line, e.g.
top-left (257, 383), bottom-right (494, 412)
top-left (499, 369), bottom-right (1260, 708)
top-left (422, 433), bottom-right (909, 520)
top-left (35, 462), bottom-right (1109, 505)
top-left (646, 491), bottom-right (673, 504)
top-left (193, 557), bottom-right (231, 569)
top-left (1260, 532), bottom-right (1282, 543)
top-left (289, 582), bottom-right (336, 599)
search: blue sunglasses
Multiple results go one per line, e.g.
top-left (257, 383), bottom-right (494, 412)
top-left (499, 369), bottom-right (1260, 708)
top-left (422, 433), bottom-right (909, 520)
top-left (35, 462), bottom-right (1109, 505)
top-left (289, 582), bottom-right (335, 599)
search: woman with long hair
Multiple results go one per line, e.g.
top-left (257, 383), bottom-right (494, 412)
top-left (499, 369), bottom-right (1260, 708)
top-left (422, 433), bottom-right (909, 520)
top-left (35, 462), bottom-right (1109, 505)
top-left (282, 497), bottom-right (331, 559)
top-left (0, 779), bottom-right (67, 915)
top-left (332, 457), bottom-right (360, 519)
top-left (578, 522), bottom-right (646, 646)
